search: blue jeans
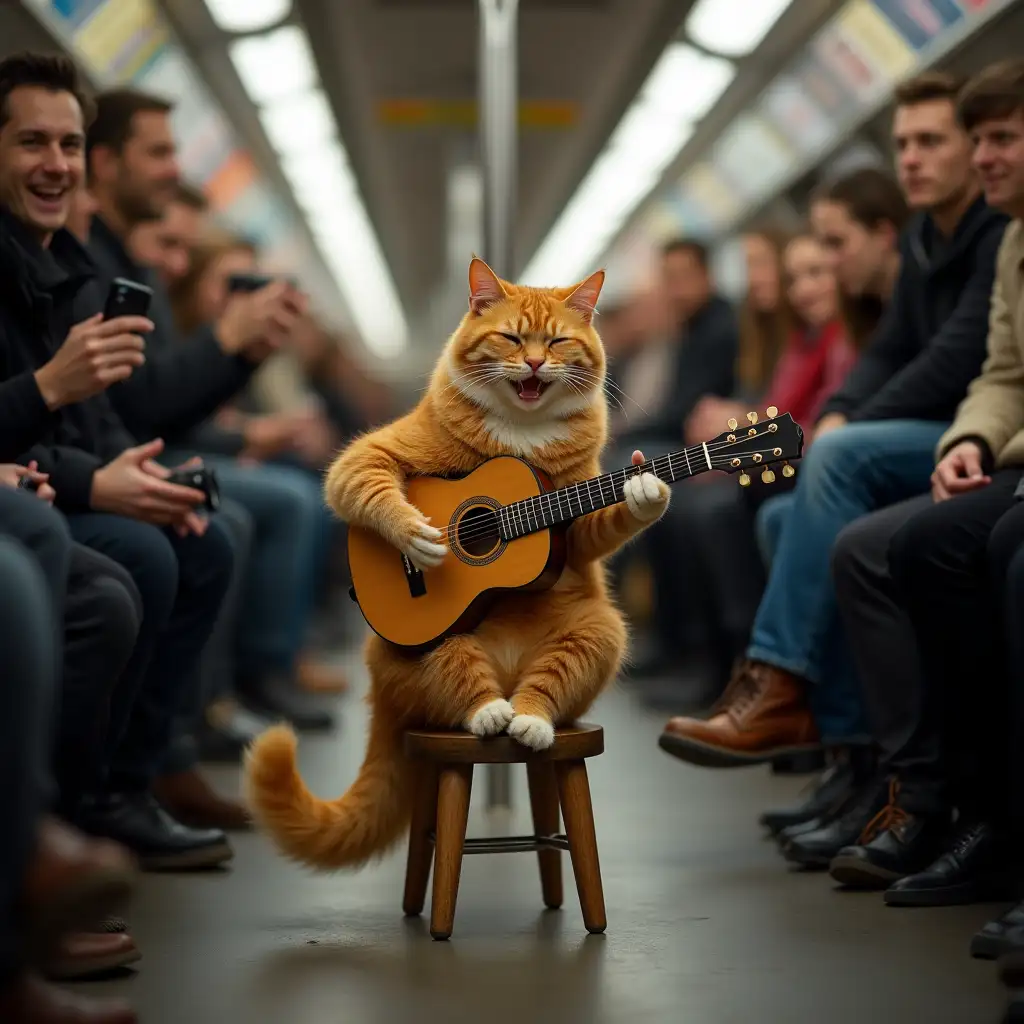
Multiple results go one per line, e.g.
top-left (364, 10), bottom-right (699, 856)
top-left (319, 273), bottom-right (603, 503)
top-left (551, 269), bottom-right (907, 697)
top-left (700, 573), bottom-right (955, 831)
top-left (747, 421), bottom-right (948, 741)
top-left (199, 457), bottom-right (330, 674)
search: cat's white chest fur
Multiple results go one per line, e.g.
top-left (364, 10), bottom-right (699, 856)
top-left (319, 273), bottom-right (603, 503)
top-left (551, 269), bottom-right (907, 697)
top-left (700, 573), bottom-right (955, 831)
top-left (482, 414), bottom-right (569, 455)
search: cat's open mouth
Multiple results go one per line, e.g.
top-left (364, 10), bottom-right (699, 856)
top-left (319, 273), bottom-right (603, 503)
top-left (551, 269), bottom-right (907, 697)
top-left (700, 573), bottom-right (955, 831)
top-left (512, 376), bottom-right (550, 402)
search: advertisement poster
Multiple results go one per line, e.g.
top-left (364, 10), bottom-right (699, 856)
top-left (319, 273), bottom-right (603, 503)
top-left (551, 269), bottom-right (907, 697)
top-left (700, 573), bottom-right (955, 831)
top-left (760, 75), bottom-right (835, 156)
top-left (712, 115), bottom-right (795, 203)
top-left (869, 0), bottom-right (964, 51)
top-left (71, 0), bottom-right (168, 82)
top-left (812, 23), bottom-right (884, 104)
top-left (792, 50), bottom-right (860, 125)
top-left (834, 0), bottom-right (918, 85)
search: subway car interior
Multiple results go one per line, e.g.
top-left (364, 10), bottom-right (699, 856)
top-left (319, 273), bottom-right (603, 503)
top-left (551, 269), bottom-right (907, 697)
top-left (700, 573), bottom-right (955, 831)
top-left (4, 0), bottom-right (1024, 1022)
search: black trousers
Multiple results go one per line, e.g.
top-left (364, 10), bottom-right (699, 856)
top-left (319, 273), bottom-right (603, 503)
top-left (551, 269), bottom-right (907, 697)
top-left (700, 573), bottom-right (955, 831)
top-left (831, 494), bottom-right (936, 808)
top-left (0, 535), bottom-right (56, 985)
top-left (67, 513), bottom-right (234, 793)
top-left (888, 470), bottom-right (1024, 830)
top-left (60, 545), bottom-right (141, 809)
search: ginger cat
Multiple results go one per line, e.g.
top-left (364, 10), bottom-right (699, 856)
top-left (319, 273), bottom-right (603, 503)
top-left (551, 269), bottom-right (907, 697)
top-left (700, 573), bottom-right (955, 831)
top-left (244, 258), bottom-right (670, 870)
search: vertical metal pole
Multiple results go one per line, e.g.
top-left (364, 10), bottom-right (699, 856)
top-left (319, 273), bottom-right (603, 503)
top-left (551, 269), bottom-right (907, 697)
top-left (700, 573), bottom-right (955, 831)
top-left (478, 0), bottom-right (519, 810)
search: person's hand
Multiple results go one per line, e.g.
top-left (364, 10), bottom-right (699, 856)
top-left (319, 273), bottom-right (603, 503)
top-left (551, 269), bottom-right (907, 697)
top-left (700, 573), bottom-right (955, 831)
top-left (241, 413), bottom-right (304, 461)
top-left (0, 461), bottom-right (55, 504)
top-left (685, 396), bottom-right (745, 446)
top-left (138, 455), bottom-right (210, 536)
top-left (932, 440), bottom-right (991, 502)
top-left (215, 281), bottom-right (307, 362)
top-left (814, 413), bottom-right (847, 441)
top-left (33, 313), bottom-right (152, 410)
top-left (291, 410), bottom-right (337, 467)
top-left (90, 438), bottom-right (207, 526)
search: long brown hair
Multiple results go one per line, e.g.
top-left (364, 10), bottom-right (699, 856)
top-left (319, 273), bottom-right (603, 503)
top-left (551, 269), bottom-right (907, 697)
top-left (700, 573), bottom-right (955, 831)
top-left (814, 168), bottom-right (910, 349)
top-left (737, 226), bottom-right (792, 394)
top-left (169, 232), bottom-right (256, 336)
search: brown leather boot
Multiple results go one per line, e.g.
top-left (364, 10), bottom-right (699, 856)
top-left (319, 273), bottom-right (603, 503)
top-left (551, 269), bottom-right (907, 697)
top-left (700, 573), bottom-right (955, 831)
top-left (152, 769), bottom-right (251, 831)
top-left (45, 932), bottom-right (142, 981)
top-left (21, 819), bottom-right (136, 967)
top-left (658, 661), bottom-right (820, 767)
top-left (0, 974), bottom-right (137, 1024)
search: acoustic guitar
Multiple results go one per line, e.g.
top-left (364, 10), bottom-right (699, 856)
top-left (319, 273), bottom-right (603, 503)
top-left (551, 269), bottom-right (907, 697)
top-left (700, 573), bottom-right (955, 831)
top-left (348, 408), bottom-right (804, 650)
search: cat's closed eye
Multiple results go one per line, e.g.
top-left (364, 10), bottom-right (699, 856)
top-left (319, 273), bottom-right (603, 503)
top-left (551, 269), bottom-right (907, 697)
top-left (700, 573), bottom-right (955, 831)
top-left (499, 332), bottom-right (521, 344)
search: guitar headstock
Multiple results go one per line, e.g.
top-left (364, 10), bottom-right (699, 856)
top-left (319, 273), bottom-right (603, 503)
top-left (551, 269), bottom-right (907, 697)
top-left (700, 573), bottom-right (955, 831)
top-left (705, 407), bottom-right (804, 486)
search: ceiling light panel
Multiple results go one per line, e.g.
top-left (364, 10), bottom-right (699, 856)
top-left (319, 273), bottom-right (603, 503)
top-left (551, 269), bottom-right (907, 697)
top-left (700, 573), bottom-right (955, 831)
top-left (520, 42), bottom-right (728, 286)
top-left (229, 26), bottom-right (317, 104)
top-left (687, 0), bottom-right (795, 56)
top-left (204, 0), bottom-right (292, 34)
top-left (258, 89), bottom-right (336, 154)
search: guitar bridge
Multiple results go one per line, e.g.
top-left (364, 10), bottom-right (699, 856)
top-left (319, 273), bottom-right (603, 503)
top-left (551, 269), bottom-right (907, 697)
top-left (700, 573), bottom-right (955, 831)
top-left (402, 553), bottom-right (427, 598)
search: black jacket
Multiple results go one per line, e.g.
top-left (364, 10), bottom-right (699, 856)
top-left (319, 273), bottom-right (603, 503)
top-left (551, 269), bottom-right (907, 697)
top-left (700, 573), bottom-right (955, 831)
top-left (0, 208), bottom-right (135, 510)
top-left (822, 195), bottom-right (1009, 423)
top-left (87, 215), bottom-right (253, 451)
top-left (623, 294), bottom-right (737, 439)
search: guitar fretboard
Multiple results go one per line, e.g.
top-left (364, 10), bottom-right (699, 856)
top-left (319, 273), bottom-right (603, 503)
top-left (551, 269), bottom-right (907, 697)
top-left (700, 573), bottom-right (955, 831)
top-left (497, 445), bottom-right (711, 541)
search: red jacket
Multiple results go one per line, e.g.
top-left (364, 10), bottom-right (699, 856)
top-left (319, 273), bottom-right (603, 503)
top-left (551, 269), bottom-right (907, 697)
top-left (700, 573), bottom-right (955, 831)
top-left (763, 320), bottom-right (855, 429)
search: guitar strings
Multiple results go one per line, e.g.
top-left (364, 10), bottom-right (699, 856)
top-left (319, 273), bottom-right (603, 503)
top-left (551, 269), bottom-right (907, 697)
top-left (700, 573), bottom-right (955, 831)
top-left (429, 440), bottom-right (791, 549)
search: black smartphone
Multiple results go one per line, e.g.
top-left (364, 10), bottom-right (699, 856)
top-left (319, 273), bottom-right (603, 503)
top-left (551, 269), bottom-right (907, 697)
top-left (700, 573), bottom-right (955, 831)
top-left (104, 277), bottom-right (153, 320)
top-left (227, 273), bottom-right (276, 294)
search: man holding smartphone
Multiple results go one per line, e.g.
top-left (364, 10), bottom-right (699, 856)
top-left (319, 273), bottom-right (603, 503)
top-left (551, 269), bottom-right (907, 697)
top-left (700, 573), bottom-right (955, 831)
top-left (0, 52), bottom-right (237, 869)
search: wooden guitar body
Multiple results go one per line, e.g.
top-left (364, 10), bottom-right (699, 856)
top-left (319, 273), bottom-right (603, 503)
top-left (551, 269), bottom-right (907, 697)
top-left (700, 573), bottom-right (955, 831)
top-left (347, 456), bottom-right (566, 651)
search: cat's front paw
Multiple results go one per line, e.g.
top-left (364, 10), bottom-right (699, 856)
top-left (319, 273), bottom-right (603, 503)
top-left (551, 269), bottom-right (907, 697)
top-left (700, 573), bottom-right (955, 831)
top-left (466, 698), bottom-right (515, 737)
top-left (398, 512), bottom-right (447, 570)
top-left (508, 714), bottom-right (555, 751)
top-left (623, 472), bottom-right (670, 524)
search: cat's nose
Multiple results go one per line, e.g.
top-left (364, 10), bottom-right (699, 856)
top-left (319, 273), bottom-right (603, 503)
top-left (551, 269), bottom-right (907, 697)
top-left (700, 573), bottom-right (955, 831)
top-left (525, 357), bottom-right (545, 372)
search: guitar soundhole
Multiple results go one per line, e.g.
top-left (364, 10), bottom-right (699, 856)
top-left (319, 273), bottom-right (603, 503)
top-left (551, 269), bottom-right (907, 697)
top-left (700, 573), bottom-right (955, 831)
top-left (456, 505), bottom-right (501, 558)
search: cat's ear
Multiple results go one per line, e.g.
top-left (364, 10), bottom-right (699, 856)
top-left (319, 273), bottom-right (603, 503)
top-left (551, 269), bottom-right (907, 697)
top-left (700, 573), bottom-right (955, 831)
top-left (468, 257), bottom-right (507, 315)
top-left (564, 270), bottom-right (605, 324)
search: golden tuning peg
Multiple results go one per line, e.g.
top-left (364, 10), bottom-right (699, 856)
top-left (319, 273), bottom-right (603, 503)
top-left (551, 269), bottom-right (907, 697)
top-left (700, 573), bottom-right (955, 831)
top-left (762, 468), bottom-right (776, 484)
top-left (739, 472), bottom-right (751, 487)
top-left (782, 462), bottom-right (796, 478)
top-left (766, 406), bottom-right (778, 418)
top-left (746, 411), bottom-right (758, 424)
top-left (727, 417), bottom-right (738, 430)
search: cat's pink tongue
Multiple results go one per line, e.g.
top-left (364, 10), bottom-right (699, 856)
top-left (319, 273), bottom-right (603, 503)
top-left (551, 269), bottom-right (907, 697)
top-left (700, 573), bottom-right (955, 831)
top-left (516, 376), bottom-right (543, 401)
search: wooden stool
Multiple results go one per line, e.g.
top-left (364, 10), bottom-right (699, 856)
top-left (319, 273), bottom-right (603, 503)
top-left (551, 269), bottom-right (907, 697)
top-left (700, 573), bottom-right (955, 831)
top-left (402, 723), bottom-right (606, 940)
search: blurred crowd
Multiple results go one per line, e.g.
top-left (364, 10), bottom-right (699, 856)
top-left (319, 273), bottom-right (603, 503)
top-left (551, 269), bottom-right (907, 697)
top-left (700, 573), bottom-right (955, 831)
top-left (602, 61), bottom-right (1024, 1021)
top-left (0, 52), bottom-right (394, 1022)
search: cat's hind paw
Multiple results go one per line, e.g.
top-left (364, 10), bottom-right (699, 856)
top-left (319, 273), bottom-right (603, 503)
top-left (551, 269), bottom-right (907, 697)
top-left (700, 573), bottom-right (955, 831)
top-left (508, 714), bottom-right (555, 751)
top-left (466, 698), bottom-right (515, 737)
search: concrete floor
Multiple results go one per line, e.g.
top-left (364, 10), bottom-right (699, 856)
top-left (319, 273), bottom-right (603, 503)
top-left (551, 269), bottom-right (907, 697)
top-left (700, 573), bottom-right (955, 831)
top-left (84, 654), bottom-right (1006, 1024)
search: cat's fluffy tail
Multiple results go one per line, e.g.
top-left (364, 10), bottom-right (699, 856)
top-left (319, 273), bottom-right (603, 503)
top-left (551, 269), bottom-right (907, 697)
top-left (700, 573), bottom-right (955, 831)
top-left (243, 709), bottom-right (411, 870)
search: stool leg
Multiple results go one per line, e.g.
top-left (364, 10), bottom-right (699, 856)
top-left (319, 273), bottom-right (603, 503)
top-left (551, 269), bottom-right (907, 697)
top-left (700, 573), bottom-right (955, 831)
top-left (430, 763), bottom-right (473, 940)
top-left (555, 759), bottom-right (606, 934)
top-left (526, 761), bottom-right (563, 910)
top-left (403, 764), bottom-right (439, 916)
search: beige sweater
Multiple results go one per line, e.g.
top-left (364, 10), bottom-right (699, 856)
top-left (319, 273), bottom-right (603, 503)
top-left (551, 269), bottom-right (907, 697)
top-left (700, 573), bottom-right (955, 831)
top-left (939, 219), bottom-right (1024, 466)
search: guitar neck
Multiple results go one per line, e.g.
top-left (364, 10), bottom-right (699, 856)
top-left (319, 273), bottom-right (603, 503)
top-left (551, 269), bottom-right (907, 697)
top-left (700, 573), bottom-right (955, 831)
top-left (497, 444), bottom-right (713, 542)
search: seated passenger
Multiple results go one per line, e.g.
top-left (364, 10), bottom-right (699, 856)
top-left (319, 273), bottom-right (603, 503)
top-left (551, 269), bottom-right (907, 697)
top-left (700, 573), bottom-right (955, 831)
top-left (658, 72), bottom-right (1008, 790)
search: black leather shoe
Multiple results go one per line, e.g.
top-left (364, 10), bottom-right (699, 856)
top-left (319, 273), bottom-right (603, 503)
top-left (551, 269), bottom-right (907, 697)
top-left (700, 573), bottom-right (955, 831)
top-left (75, 792), bottom-right (234, 871)
top-left (827, 781), bottom-right (951, 890)
top-left (971, 901), bottom-right (1024, 960)
top-left (782, 777), bottom-right (888, 869)
top-left (760, 758), bottom-right (859, 836)
top-left (881, 822), bottom-right (1015, 906)
top-left (237, 674), bottom-right (335, 732)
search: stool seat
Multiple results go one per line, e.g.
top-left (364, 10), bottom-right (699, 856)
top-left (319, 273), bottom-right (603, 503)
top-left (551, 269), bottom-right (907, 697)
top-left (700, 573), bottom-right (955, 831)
top-left (402, 720), bottom-right (607, 940)
top-left (403, 723), bottom-right (604, 763)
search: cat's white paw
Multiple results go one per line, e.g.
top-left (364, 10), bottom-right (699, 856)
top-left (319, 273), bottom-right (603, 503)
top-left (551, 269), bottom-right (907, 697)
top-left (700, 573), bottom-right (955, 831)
top-left (623, 472), bottom-right (670, 524)
top-left (466, 698), bottom-right (515, 737)
top-left (401, 517), bottom-right (447, 570)
top-left (508, 714), bottom-right (555, 751)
